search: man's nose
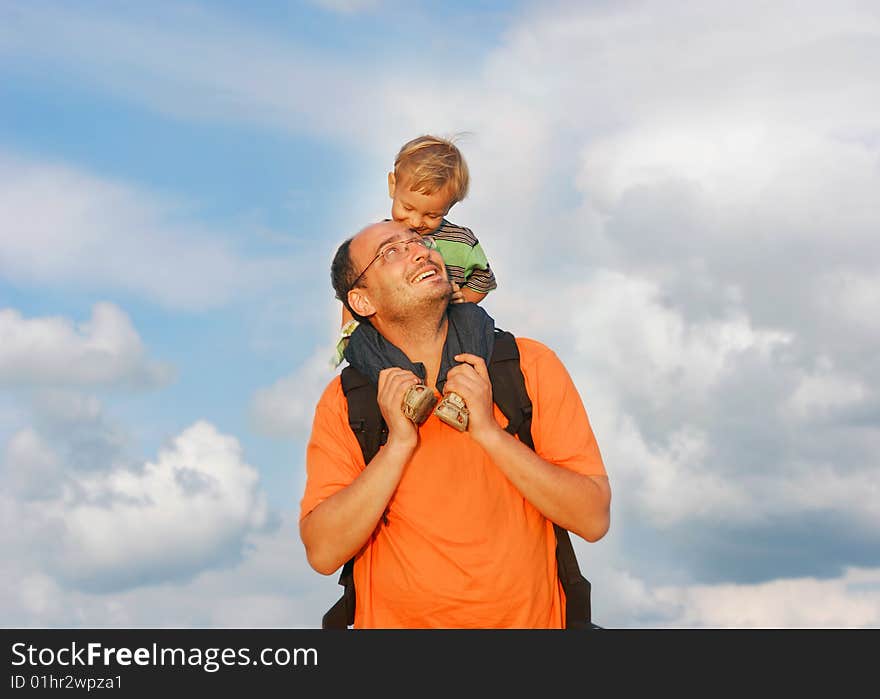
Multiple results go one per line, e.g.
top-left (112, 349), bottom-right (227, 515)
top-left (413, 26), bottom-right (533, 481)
top-left (410, 240), bottom-right (429, 262)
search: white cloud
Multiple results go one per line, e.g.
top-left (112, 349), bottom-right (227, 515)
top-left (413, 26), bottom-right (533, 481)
top-left (1, 428), bottom-right (64, 501)
top-left (581, 554), bottom-right (880, 628)
top-left (2, 421), bottom-right (271, 593)
top-left (569, 271), bottom-right (791, 406)
top-left (611, 419), bottom-right (754, 527)
top-left (1, 391), bottom-right (133, 504)
top-left (604, 413), bottom-right (879, 531)
top-left (250, 345), bottom-right (340, 440)
top-left (576, 119), bottom-right (880, 256)
top-left (0, 511), bottom-right (332, 628)
top-left (784, 363), bottom-right (868, 420)
top-left (783, 464), bottom-right (880, 525)
top-left (16, 573), bottom-right (66, 621)
top-left (31, 391), bottom-right (104, 425)
top-left (0, 303), bottom-right (173, 388)
top-left (817, 269), bottom-right (880, 338)
top-left (0, 154), bottom-right (300, 310)
top-left (652, 567), bottom-right (880, 628)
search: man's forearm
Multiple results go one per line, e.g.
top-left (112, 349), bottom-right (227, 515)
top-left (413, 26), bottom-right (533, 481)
top-left (473, 427), bottom-right (611, 542)
top-left (300, 439), bottom-right (414, 575)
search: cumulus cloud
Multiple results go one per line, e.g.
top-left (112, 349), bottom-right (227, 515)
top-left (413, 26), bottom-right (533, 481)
top-left (583, 563), bottom-right (880, 628)
top-left (0, 511), bottom-right (332, 628)
top-left (1, 428), bottom-right (64, 501)
top-left (651, 567), bottom-right (880, 628)
top-left (0, 154), bottom-right (301, 310)
top-left (1, 391), bottom-right (133, 497)
top-left (0, 303), bottom-right (174, 388)
top-left (2, 420), bottom-right (272, 594)
top-left (548, 272), bottom-right (880, 542)
top-left (568, 272), bottom-right (792, 406)
top-left (784, 363), bottom-right (868, 421)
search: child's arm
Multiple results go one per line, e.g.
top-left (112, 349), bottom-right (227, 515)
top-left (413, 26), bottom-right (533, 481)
top-left (445, 231), bottom-right (495, 304)
top-left (450, 282), bottom-right (488, 304)
top-left (459, 286), bottom-right (487, 304)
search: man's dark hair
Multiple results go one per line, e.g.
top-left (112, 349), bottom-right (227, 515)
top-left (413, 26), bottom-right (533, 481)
top-left (331, 237), bottom-right (369, 323)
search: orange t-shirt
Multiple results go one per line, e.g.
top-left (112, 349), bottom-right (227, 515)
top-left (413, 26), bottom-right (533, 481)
top-left (300, 337), bottom-right (606, 628)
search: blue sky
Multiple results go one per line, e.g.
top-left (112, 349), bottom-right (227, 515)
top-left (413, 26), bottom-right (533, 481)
top-left (2, 0), bottom-right (880, 627)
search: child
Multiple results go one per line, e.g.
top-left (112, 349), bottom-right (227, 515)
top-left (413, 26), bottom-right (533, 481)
top-left (332, 134), bottom-right (497, 366)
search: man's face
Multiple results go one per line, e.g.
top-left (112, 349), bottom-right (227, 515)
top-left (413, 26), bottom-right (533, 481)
top-left (388, 172), bottom-right (455, 235)
top-left (348, 221), bottom-right (452, 321)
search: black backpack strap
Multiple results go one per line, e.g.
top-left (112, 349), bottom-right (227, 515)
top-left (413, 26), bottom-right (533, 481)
top-left (322, 558), bottom-right (355, 629)
top-left (553, 524), bottom-right (592, 629)
top-left (341, 365), bottom-right (387, 465)
top-left (321, 367), bottom-right (388, 629)
top-left (487, 330), bottom-right (533, 443)
top-left (488, 329), bottom-right (593, 630)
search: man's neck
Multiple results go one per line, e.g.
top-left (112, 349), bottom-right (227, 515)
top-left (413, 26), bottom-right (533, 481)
top-left (373, 307), bottom-right (448, 390)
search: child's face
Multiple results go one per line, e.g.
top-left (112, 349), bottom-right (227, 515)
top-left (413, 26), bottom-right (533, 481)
top-left (388, 171), bottom-right (455, 235)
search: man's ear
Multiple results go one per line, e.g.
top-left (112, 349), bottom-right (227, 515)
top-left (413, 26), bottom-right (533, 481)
top-left (387, 171), bottom-right (396, 198)
top-left (348, 288), bottom-right (375, 319)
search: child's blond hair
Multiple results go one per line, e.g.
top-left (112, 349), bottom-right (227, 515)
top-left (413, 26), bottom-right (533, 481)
top-left (394, 134), bottom-right (470, 206)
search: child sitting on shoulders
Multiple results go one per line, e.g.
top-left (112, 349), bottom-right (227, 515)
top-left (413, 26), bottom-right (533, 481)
top-left (333, 134), bottom-right (497, 367)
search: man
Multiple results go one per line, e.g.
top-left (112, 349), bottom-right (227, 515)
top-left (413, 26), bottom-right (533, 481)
top-left (300, 220), bottom-right (610, 628)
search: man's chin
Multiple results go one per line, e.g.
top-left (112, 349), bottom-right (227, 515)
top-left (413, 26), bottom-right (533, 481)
top-left (414, 277), bottom-right (453, 299)
top-left (414, 281), bottom-right (453, 310)
top-left (390, 279), bottom-right (452, 309)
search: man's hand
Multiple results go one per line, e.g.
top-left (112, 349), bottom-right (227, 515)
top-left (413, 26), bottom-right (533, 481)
top-left (443, 353), bottom-right (503, 441)
top-left (450, 281), bottom-right (466, 304)
top-left (377, 367), bottom-right (421, 448)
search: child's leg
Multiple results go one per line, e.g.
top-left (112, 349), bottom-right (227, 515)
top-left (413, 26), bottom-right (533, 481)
top-left (330, 304), bottom-right (359, 368)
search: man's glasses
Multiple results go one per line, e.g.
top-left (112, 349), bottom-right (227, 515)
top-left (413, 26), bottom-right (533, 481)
top-left (348, 235), bottom-right (437, 292)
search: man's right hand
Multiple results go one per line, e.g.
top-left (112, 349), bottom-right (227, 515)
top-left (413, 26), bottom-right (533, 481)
top-left (377, 367), bottom-right (421, 448)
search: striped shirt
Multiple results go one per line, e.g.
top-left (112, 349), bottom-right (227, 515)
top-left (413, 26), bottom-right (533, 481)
top-left (430, 219), bottom-right (498, 295)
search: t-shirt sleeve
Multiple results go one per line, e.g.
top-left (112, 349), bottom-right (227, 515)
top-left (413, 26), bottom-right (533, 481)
top-left (517, 338), bottom-right (607, 477)
top-left (299, 378), bottom-right (367, 522)
top-left (462, 241), bottom-right (498, 294)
